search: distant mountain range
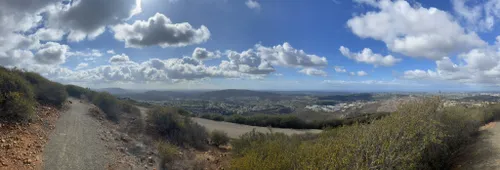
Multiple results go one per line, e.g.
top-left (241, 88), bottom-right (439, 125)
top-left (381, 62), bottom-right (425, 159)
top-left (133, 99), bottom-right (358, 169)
top-left (96, 88), bottom-right (131, 94)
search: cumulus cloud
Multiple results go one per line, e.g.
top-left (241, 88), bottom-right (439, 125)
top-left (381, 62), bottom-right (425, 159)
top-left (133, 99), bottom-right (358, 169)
top-left (33, 28), bottom-right (65, 41)
top-left (107, 50), bottom-right (115, 54)
top-left (402, 45), bottom-right (500, 85)
top-left (109, 54), bottom-right (131, 64)
top-left (350, 71), bottom-right (368, 76)
top-left (112, 13), bottom-right (210, 48)
top-left (298, 68), bottom-right (327, 77)
top-left (47, 0), bottom-right (141, 42)
top-left (34, 42), bottom-right (69, 65)
top-left (246, 0), bottom-right (261, 11)
top-left (339, 46), bottom-right (401, 67)
top-left (75, 62), bottom-right (89, 70)
top-left (221, 50), bottom-right (275, 75)
top-left (348, 0), bottom-right (486, 60)
top-left (256, 42), bottom-right (328, 68)
top-left (0, 50), bottom-right (34, 66)
top-left (192, 47), bottom-right (221, 60)
top-left (334, 66), bottom-right (347, 73)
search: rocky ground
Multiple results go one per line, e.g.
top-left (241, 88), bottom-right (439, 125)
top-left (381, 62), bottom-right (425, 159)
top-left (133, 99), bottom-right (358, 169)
top-left (0, 105), bottom-right (62, 170)
top-left (94, 106), bottom-right (231, 170)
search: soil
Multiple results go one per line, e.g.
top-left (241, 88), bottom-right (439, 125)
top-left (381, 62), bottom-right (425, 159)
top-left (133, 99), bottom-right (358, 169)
top-left (0, 105), bottom-right (61, 170)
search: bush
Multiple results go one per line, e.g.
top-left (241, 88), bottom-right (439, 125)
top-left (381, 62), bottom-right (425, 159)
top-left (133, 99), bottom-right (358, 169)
top-left (0, 69), bottom-right (36, 121)
top-left (120, 101), bottom-right (141, 116)
top-left (201, 114), bottom-right (225, 121)
top-left (92, 92), bottom-right (121, 121)
top-left (158, 141), bottom-right (179, 169)
top-left (20, 71), bottom-right (68, 107)
top-left (210, 130), bottom-right (230, 147)
top-left (148, 107), bottom-right (209, 149)
top-left (230, 98), bottom-right (500, 170)
top-left (65, 84), bottom-right (96, 100)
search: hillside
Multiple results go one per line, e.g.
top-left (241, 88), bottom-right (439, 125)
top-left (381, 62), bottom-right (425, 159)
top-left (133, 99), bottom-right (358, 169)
top-left (98, 88), bottom-right (130, 95)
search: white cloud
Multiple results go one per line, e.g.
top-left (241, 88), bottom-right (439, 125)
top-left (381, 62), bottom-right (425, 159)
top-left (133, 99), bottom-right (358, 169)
top-left (350, 70), bottom-right (368, 76)
top-left (348, 0), bottom-right (486, 60)
top-left (402, 46), bottom-right (500, 85)
top-left (47, 0), bottom-right (141, 42)
top-left (256, 42), bottom-right (328, 68)
top-left (357, 71), bottom-right (368, 76)
top-left (75, 63), bottom-right (89, 70)
top-left (34, 42), bottom-right (69, 65)
top-left (192, 47), bottom-right (221, 60)
top-left (246, 0), bottom-right (261, 11)
top-left (298, 68), bottom-right (327, 77)
top-left (339, 46), bottom-right (401, 67)
top-left (334, 66), bottom-right (347, 73)
top-left (107, 50), bottom-right (116, 54)
top-left (33, 28), bottom-right (65, 41)
top-left (109, 54), bottom-right (131, 64)
top-left (221, 50), bottom-right (275, 75)
top-left (67, 49), bottom-right (103, 57)
top-left (112, 13), bottom-right (210, 48)
top-left (323, 79), bottom-right (401, 86)
top-left (452, 0), bottom-right (500, 31)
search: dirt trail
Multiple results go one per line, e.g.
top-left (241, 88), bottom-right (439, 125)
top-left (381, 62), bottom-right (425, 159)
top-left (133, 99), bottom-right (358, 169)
top-left (454, 122), bottom-right (500, 170)
top-left (191, 117), bottom-right (322, 138)
top-left (43, 98), bottom-right (109, 170)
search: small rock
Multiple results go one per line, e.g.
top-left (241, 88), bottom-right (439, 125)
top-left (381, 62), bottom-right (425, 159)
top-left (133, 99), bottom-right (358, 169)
top-left (0, 139), bottom-right (5, 143)
top-left (120, 135), bottom-right (131, 143)
top-left (24, 159), bottom-right (32, 164)
top-left (147, 156), bottom-right (154, 164)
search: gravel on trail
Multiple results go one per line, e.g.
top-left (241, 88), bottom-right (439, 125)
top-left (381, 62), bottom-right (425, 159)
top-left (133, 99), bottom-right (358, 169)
top-left (43, 98), bottom-right (109, 170)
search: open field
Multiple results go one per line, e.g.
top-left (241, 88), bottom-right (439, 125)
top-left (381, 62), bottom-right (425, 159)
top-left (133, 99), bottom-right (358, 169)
top-left (191, 117), bottom-right (322, 138)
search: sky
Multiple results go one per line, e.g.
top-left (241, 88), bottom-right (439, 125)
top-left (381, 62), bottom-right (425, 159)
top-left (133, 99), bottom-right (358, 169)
top-left (2, 0), bottom-right (500, 91)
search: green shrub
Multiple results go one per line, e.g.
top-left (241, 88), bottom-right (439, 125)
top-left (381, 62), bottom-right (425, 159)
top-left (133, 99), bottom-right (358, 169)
top-left (65, 84), bottom-right (96, 100)
top-left (201, 114), bottom-right (225, 121)
top-left (92, 92), bottom-right (121, 121)
top-left (230, 98), bottom-right (500, 170)
top-left (210, 130), bottom-right (230, 147)
top-left (0, 69), bottom-right (35, 121)
top-left (120, 101), bottom-right (141, 116)
top-left (158, 141), bottom-right (179, 169)
top-left (20, 71), bottom-right (67, 107)
top-left (148, 107), bottom-right (209, 149)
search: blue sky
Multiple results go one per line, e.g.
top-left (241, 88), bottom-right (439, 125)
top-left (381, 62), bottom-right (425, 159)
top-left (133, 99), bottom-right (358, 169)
top-left (2, 0), bottom-right (500, 91)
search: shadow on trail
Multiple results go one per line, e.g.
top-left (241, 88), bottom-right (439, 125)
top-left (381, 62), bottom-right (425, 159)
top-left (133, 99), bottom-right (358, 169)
top-left (452, 125), bottom-right (500, 170)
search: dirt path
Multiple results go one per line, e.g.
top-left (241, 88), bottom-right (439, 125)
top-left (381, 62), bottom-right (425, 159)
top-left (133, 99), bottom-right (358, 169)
top-left (43, 98), bottom-right (109, 170)
top-left (191, 117), bottom-right (322, 138)
top-left (454, 122), bottom-right (500, 170)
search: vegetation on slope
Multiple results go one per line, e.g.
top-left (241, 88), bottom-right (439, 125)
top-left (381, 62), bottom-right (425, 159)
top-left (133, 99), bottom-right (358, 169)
top-left (0, 68), bottom-right (36, 121)
top-left (0, 67), bottom-right (70, 121)
top-left (230, 98), bottom-right (500, 170)
top-left (147, 107), bottom-right (209, 149)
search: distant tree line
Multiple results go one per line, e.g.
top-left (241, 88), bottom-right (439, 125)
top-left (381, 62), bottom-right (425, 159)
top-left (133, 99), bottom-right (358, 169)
top-left (200, 112), bottom-right (389, 129)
